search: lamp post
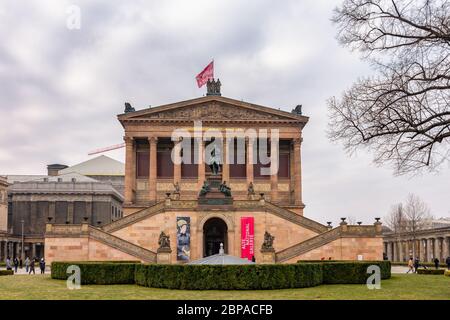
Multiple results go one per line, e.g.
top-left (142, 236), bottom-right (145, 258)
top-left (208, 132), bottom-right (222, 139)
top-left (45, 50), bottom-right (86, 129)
top-left (20, 219), bottom-right (24, 260)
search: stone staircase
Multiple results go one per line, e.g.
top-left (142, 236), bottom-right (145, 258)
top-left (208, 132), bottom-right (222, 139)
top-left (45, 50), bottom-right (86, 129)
top-left (275, 227), bottom-right (342, 262)
top-left (102, 201), bottom-right (166, 233)
top-left (89, 226), bottom-right (156, 263)
top-left (264, 202), bottom-right (328, 234)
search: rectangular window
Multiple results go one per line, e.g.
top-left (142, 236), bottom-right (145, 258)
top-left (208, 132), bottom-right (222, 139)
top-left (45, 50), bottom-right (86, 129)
top-left (136, 151), bottom-right (149, 178)
top-left (181, 145), bottom-right (198, 178)
top-left (279, 153), bottom-right (290, 178)
top-left (229, 139), bottom-right (246, 178)
top-left (157, 150), bottom-right (174, 178)
top-left (254, 139), bottom-right (271, 179)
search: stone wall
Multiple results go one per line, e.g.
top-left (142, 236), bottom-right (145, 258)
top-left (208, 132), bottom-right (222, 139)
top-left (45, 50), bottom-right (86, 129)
top-left (283, 237), bottom-right (384, 263)
top-left (45, 236), bottom-right (137, 264)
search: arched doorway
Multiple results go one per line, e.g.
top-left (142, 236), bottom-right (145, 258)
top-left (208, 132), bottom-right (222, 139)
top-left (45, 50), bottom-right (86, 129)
top-left (203, 218), bottom-right (228, 257)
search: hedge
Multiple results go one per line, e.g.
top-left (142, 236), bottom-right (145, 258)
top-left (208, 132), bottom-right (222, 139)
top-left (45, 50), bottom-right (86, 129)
top-left (0, 270), bottom-right (14, 276)
top-left (417, 268), bottom-right (445, 275)
top-left (445, 270), bottom-right (450, 277)
top-left (51, 261), bottom-right (140, 285)
top-left (50, 260), bottom-right (391, 290)
top-left (135, 264), bottom-right (323, 290)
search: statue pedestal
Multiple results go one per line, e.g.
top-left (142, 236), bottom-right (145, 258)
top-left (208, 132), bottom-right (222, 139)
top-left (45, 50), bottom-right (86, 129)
top-left (198, 175), bottom-right (233, 209)
top-left (260, 248), bottom-right (276, 264)
top-left (157, 248), bottom-right (172, 264)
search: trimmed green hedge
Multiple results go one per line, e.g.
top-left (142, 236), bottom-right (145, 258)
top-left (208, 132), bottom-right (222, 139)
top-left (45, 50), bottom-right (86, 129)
top-left (298, 260), bottom-right (391, 284)
top-left (135, 264), bottom-right (323, 290)
top-left (50, 260), bottom-right (391, 290)
top-left (417, 268), bottom-right (445, 275)
top-left (51, 261), bottom-right (140, 285)
top-left (0, 270), bottom-right (14, 276)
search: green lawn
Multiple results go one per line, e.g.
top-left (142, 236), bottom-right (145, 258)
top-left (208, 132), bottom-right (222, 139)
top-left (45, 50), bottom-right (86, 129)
top-left (0, 274), bottom-right (449, 300)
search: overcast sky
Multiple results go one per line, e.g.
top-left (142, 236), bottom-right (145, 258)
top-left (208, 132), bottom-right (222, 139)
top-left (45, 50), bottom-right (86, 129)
top-left (0, 0), bottom-right (449, 225)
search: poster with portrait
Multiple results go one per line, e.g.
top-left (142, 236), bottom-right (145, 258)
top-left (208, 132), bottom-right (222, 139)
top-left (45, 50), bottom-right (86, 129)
top-left (241, 217), bottom-right (254, 260)
top-left (176, 217), bottom-right (191, 261)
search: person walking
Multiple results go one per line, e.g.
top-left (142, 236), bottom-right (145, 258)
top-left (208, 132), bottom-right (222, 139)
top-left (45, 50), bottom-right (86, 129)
top-left (433, 257), bottom-right (440, 270)
top-left (414, 257), bottom-right (420, 273)
top-left (19, 258), bottom-right (23, 269)
top-left (446, 256), bottom-right (450, 270)
top-left (29, 258), bottom-right (35, 275)
top-left (39, 258), bottom-right (46, 274)
top-left (406, 257), bottom-right (414, 273)
top-left (25, 257), bottom-right (30, 273)
top-left (5, 256), bottom-right (12, 271)
top-left (13, 257), bottom-right (19, 273)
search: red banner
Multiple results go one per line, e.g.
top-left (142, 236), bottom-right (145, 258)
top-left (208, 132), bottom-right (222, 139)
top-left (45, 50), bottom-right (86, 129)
top-left (195, 61), bottom-right (214, 88)
top-left (241, 217), bottom-right (254, 261)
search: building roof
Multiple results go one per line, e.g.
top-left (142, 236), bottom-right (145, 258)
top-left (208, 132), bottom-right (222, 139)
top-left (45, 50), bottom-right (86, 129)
top-left (59, 155), bottom-right (124, 176)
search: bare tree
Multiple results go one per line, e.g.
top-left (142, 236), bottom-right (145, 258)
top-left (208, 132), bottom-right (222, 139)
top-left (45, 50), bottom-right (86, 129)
top-left (385, 203), bottom-right (407, 235)
top-left (404, 193), bottom-right (433, 257)
top-left (328, 0), bottom-right (450, 175)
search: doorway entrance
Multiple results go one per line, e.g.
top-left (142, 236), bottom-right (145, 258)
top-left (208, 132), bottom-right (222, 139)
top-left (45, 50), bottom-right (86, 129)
top-left (203, 218), bottom-right (228, 257)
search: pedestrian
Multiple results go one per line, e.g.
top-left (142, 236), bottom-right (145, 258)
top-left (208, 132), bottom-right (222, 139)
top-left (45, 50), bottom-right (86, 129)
top-left (13, 257), bottom-right (19, 273)
top-left (446, 256), bottom-right (450, 270)
top-left (39, 258), bottom-right (46, 274)
top-left (25, 257), bottom-right (30, 273)
top-left (19, 258), bottom-right (23, 269)
top-left (5, 256), bottom-right (12, 271)
top-left (29, 258), bottom-right (35, 275)
top-left (433, 257), bottom-right (440, 270)
top-left (251, 255), bottom-right (256, 263)
top-left (414, 257), bottom-right (420, 273)
top-left (406, 257), bottom-right (414, 273)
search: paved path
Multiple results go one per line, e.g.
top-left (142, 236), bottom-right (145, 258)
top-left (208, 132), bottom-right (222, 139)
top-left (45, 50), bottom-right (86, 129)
top-left (3, 265), bottom-right (412, 275)
top-left (0, 266), bottom-right (50, 275)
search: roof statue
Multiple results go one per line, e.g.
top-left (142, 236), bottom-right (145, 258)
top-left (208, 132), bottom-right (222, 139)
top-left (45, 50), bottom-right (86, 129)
top-left (206, 78), bottom-right (221, 96)
top-left (124, 102), bottom-right (135, 113)
top-left (291, 104), bottom-right (302, 115)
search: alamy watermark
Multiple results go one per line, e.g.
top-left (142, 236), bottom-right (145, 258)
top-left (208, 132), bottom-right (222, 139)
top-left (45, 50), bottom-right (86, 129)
top-left (171, 121), bottom-right (280, 176)
top-left (66, 265), bottom-right (81, 290)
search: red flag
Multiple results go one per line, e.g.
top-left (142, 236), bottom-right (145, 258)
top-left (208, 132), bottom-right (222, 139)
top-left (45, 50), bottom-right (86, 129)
top-left (195, 61), bottom-right (214, 88)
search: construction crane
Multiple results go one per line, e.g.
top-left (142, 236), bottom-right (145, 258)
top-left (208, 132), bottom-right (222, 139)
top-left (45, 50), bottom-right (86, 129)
top-left (88, 143), bottom-right (125, 156)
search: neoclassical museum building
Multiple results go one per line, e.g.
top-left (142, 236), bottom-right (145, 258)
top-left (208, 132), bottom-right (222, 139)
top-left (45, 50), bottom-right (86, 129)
top-left (45, 81), bottom-right (384, 264)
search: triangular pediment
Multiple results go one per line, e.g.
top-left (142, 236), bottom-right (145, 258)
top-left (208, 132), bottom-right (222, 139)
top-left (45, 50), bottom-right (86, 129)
top-left (118, 96), bottom-right (308, 123)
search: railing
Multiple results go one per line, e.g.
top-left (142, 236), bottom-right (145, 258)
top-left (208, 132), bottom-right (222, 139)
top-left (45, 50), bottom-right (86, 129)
top-left (276, 227), bottom-right (342, 262)
top-left (89, 226), bottom-right (156, 263)
top-left (102, 201), bottom-right (166, 233)
top-left (264, 202), bottom-right (328, 234)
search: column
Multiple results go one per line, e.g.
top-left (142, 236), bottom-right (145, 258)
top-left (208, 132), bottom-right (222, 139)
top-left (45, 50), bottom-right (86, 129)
top-left (387, 242), bottom-right (393, 260)
top-left (124, 136), bottom-right (136, 204)
top-left (414, 240), bottom-right (422, 260)
top-left (3, 241), bottom-right (7, 259)
top-left (0, 241), bottom-right (3, 261)
top-left (148, 137), bottom-right (158, 203)
top-left (435, 238), bottom-right (442, 262)
top-left (222, 137), bottom-right (230, 183)
top-left (85, 201), bottom-right (93, 223)
top-left (31, 243), bottom-right (36, 259)
top-left (405, 240), bottom-right (411, 259)
top-left (246, 137), bottom-right (254, 185)
top-left (398, 241), bottom-right (404, 262)
top-left (293, 138), bottom-right (302, 205)
top-left (48, 201), bottom-right (56, 221)
top-left (173, 138), bottom-right (182, 185)
top-left (197, 138), bottom-right (205, 189)
top-left (420, 239), bottom-right (426, 261)
top-left (444, 237), bottom-right (450, 258)
top-left (67, 201), bottom-right (74, 224)
top-left (427, 238), bottom-right (434, 261)
top-left (270, 139), bottom-right (278, 203)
